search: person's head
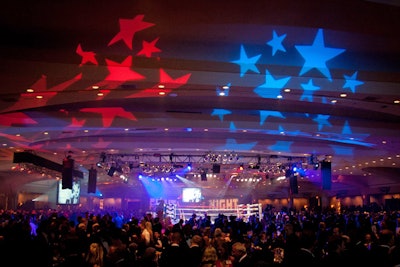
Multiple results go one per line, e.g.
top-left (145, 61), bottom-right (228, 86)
top-left (231, 242), bottom-right (247, 260)
top-left (154, 231), bottom-right (160, 239)
top-left (88, 242), bottom-right (104, 259)
top-left (202, 246), bottom-right (218, 263)
top-left (191, 234), bottom-right (203, 247)
top-left (171, 231), bottom-right (182, 244)
top-left (143, 247), bottom-right (157, 262)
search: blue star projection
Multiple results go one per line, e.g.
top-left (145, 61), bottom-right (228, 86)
top-left (229, 122), bottom-right (237, 131)
top-left (215, 139), bottom-right (257, 151)
top-left (300, 79), bottom-right (320, 102)
top-left (343, 71), bottom-right (364, 93)
top-left (278, 125), bottom-right (302, 137)
top-left (231, 45), bottom-right (261, 77)
top-left (268, 141), bottom-right (293, 153)
top-left (253, 70), bottom-right (291, 99)
top-left (342, 120), bottom-right (352, 135)
top-left (210, 27), bottom-right (369, 154)
top-left (330, 145), bottom-right (354, 156)
top-left (267, 30), bottom-right (287, 56)
top-left (313, 114), bottom-right (332, 131)
top-left (211, 109), bottom-right (231, 121)
top-left (259, 110), bottom-right (286, 125)
top-left (295, 29), bottom-right (345, 81)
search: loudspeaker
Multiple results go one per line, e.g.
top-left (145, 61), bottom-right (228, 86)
top-left (321, 161), bottom-right (332, 190)
top-left (212, 164), bottom-right (220, 173)
top-left (201, 172), bottom-right (207, 181)
top-left (88, 168), bottom-right (97, 193)
top-left (62, 157), bottom-right (74, 189)
top-left (289, 175), bottom-right (298, 194)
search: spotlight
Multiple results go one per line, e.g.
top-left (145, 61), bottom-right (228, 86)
top-left (314, 162), bottom-right (320, 170)
top-left (107, 166), bottom-right (116, 177)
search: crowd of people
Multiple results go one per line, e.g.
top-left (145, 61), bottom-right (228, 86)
top-left (1, 204), bottom-right (400, 267)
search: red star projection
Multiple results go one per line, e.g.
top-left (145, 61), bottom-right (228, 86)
top-left (66, 117), bottom-right (87, 128)
top-left (125, 69), bottom-right (191, 98)
top-left (0, 133), bottom-right (30, 144)
top-left (99, 56), bottom-right (145, 89)
top-left (79, 107), bottom-right (137, 127)
top-left (108, 14), bottom-right (155, 50)
top-left (76, 44), bottom-right (98, 66)
top-left (137, 37), bottom-right (161, 58)
top-left (0, 112), bottom-right (37, 126)
top-left (92, 137), bottom-right (112, 149)
top-left (3, 74), bottom-right (82, 113)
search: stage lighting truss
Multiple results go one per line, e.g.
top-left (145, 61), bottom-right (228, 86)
top-left (95, 152), bottom-right (320, 182)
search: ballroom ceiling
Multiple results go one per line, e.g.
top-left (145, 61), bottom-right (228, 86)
top-left (0, 0), bottom-right (399, 199)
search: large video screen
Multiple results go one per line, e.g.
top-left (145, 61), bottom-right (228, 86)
top-left (57, 180), bottom-right (80, 204)
top-left (182, 187), bottom-right (202, 203)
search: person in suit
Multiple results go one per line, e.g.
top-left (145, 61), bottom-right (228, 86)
top-left (159, 231), bottom-right (188, 267)
top-left (231, 242), bottom-right (253, 267)
top-left (188, 235), bottom-right (204, 267)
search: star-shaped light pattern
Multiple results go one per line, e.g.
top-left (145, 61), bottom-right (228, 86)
top-left (103, 56), bottom-right (145, 89)
top-left (295, 29), bottom-right (345, 81)
top-left (125, 69), bottom-right (191, 98)
top-left (76, 44), bottom-right (98, 66)
top-left (300, 79), bottom-right (320, 102)
top-left (313, 114), bottom-right (332, 131)
top-left (231, 45), bottom-right (261, 77)
top-left (137, 37), bottom-right (161, 58)
top-left (277, 125), bottom-right (304, 137)
top-left (342, 120), bottom-right (352, 135)
top-left (229, 122), bottom-right (237, 131)
top-left (268, 141), bottom-right (293, 153)
top-left (343, 71), bottom-right (364, 93)
top-left (215, 139), bottom-right (257, 151)
top-left (259, 110), bottom-right (285, 125)
top-left (3, 74), bottom-right (82, 113)
top-left (266, 30), bottom-right (287, 56)
top-left (80, 107), bottom-right (137, 128)
top-left (66, 117), bottom-right (86, 128)
top-left (0, 112), bottom-right (37, 126)
top-left (254, 70), bottom-right (291, 99)
top-left (92, 138), bottom-right (112, 149)
top-left (330, 145), bottom-right (354, 156)
top-left (211, 109), bottom-right (231, 121)
top-left (0, 132), bottom-right (31, 144)
top-left (108, 14), bottom-right (155, 50)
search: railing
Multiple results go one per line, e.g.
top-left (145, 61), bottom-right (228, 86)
top-left (165, 203), bottom-right (262, 223)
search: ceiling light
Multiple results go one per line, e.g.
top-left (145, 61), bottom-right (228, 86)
top-left (216, 84), bottom-right (230, 96)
